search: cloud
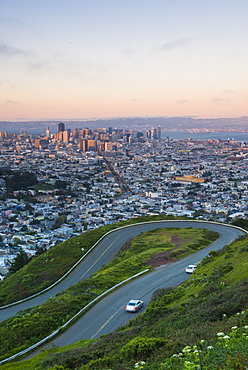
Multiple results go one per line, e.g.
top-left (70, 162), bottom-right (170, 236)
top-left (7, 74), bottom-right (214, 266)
top-left (223, 90), bottom-right (235, 94)
top-left (175, 99), bottom-right (188, 104)
top-left (122, 47), bottom-right (137, 57)
top-left (1, 99), bottom-right (18, 105)
top-left (212, 98), bottom-right (230, 105)
top-left (161, 37), bottom-right (196, 51)
top-left (28, 59), bottom-right (53, 72)
top-left (0, 41), bottom-right (26, 56)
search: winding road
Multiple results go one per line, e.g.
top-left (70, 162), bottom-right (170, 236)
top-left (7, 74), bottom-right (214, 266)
top-left (0, 220), bottom-right (246, 352)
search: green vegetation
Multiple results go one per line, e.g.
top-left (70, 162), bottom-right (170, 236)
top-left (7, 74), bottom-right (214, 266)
top-left (231, 217), bottom-right (248, 231)
top-left (33, 183), bottom-right (55, 191)
top-left (54, 180), bottom-right (69, 189)
top-left (112, 226), bottom-right (218, 266)
top-left (5, 171), bottom-right (38, 193)
top-left (0, 218), bottom-right (219, 363)
top-left (1, 234), bottom-right (248, 369)
top-left (7, 249), bottom-right (31, 276)
top-left (0, 215), bottom-right (181, 306)
top-left (52, 214), bottom-right (67, 229)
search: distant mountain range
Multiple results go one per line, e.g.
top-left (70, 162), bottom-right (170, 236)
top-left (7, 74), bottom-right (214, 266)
top-left (1, 116), bottom-right (248, 134)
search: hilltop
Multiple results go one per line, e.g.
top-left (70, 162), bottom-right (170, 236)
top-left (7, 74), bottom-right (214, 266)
top-left (0, 217), bottom-right (247, 369)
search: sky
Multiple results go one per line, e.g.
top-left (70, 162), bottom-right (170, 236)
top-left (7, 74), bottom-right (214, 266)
top-left (1, 0), bottom-right (248, 121)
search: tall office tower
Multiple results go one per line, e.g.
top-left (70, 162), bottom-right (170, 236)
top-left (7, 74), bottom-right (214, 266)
top-left (73, 128), bottom-right (79, 138)
top-left (79, 138), bottom-right (88, 151)
top-left (152, 128), bottom-right (158, 140)
top-left (82, 128), bottom-right (92, 138)
top-left (136, 131), bottom-right (144, 142)
top-left (78, 129), bottom-right (84, 137)
top-left (146, 130), bottom-right (151, 140)
top-left (104, 141), bottom-right (112, 151)
top-left (0, 131), bottom-right (8, 139)
top-left (87, 139), bottom-right (97, 151)
top-left (158, 126), bottom-right (162, 140)
top-left (46, 126), bottom-right (51, 138)
top-left (94, 131), bottom-right (101, 140)
top-left (63, 129), bottom-right (70, 143)
top-left (122, 135), bottom-right (128, 143)
top-left (58, 131), bottom-right (64, 141)
top-left (58, 122), bottom-right (65, 132)
top-left (111, 132), bottom-right (117, 142)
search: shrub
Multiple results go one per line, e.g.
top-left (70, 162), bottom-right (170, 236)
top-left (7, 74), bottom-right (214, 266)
top-left (151, 287), bottom-right (176, 301)
top-left (83, 356), bottom-right (114, 370)
top-left (120, 337), bottom-right (165, 360)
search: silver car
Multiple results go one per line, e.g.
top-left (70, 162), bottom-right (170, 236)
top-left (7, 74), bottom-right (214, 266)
top-left (185, 264), bottom-right (197, 273)
top-left (125, 299), bottom-right (144, 312)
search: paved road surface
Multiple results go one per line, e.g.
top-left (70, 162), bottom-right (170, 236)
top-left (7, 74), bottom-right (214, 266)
top-left (0, 220), bottom-right (246, 362)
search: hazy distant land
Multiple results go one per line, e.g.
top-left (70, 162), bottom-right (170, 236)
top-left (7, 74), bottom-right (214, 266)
top-left (0, 116), bottom-right (248, 134)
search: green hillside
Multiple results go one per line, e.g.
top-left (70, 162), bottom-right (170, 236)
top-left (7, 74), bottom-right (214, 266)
top-left (1, 233), bottom-right (246, 370)
top-left (0, 215), bottom-right (179, 306)
top-left (0, 218), bottom-right (247, 369)
top-left (0, 222), bottom-right (218, 362)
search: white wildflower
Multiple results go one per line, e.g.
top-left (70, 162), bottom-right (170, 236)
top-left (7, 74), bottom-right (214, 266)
top-left (223, 335), bottom-right (230, 340)
top-left (217, 332), bottom-right (225, 336)
top-left (135, 361), bottom-right (146, 368)
top-left (182, 346), bottom-right (192, 353)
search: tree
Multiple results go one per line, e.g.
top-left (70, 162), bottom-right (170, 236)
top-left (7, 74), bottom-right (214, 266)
top-left (5, 171), bottom-right (38, 193)
top-left (55, 180), bottom-right (68, 189)
top-left (231, 217), bottom-right (248, 231)
top-left (52, 214), bottom-right (67, 229)
top-left (8, 249), bottom-right (31, 275)
top-left (35, 246), bottom-right (47, 256)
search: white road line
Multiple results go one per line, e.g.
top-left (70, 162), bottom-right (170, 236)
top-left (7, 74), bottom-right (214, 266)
top-left (91, 306), bottom-right (124, 339)
top-left (79, 236), bottom-right (120, 279)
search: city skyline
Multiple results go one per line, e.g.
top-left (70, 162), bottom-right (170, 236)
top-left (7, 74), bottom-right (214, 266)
top-left (1, 0), bottom-right (248, 121)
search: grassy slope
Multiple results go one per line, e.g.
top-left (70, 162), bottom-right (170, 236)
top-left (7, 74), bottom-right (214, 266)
top-left (0, 224), bottom-right (218, 362)
top-left (1, 235), bottom-right (248, 369)
top-left (0, 215), bottom-right (180, 306)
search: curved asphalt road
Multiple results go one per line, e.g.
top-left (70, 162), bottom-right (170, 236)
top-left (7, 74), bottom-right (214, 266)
top-left (48, 221), bottom-right (246, 347)
top-left (0, 221), bottom-right (246, 349)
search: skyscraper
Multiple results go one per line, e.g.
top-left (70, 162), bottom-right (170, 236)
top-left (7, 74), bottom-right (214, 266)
top-left (46, 126), bottom-right (51, 138)
top-left (58, 122), bottom-right (65, 132)
top-left (158, 126), bottom-right (161, 140)
top-left (152, 128), bottom-right (158, 140)
top-left (79, 138), bottom-right (88, 151)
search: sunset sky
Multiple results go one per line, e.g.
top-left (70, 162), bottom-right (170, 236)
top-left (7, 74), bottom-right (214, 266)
top-left (1, 0), bottom-right (248, 121)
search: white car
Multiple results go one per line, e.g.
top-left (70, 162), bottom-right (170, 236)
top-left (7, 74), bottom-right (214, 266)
top-left (185, 264), bottom-right (197, 274)
top-left (125, 299), bottom-right (144, 312)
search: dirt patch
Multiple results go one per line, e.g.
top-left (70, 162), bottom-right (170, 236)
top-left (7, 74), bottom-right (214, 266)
top-left (146, 248), bottom-right (180, 269)
top-left (146, 235), bottom-right (187, 269)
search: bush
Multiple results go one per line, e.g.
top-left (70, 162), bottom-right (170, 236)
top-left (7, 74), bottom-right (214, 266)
top-left (120, 337), bottom-right (165, 360)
